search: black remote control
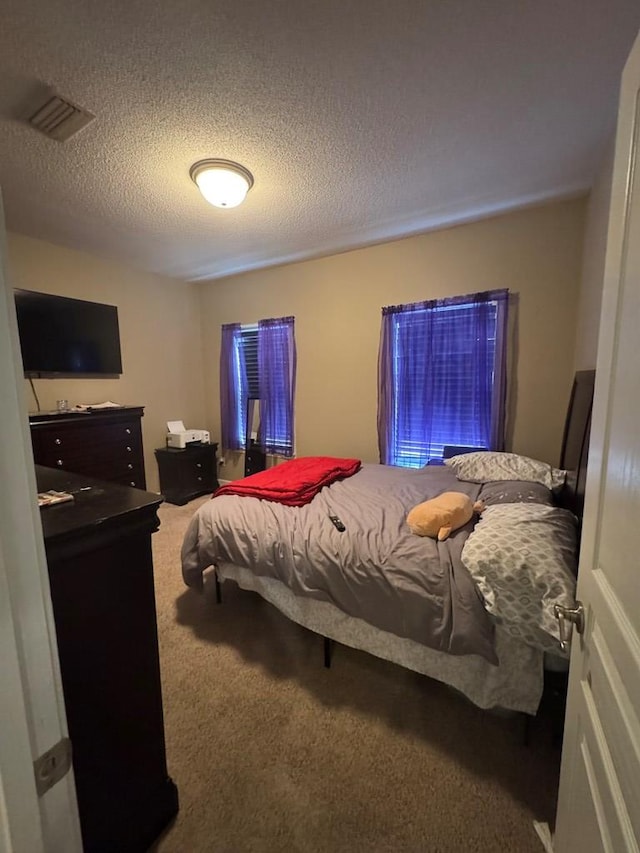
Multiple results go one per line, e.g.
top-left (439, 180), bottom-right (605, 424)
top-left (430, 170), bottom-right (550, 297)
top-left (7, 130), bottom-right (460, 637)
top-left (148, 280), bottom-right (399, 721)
top-left (329, 514), bottom-right (346, 532)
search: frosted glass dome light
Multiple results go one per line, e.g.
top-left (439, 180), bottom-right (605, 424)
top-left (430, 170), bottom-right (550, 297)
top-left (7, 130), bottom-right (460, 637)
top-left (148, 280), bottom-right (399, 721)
top-left (190, 159), bottom-right (254, 209)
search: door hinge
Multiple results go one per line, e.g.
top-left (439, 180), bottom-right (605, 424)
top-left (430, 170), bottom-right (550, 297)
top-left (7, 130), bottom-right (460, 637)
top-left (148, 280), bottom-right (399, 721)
top-left (33, 737), bottom-right (72, 796)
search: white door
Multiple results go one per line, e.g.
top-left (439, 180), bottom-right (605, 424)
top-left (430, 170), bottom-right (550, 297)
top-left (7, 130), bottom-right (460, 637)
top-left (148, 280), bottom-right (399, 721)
top-left (0, 194), bottom-right (82, 852)
top-left (554, 29), bottom-right (640, 853)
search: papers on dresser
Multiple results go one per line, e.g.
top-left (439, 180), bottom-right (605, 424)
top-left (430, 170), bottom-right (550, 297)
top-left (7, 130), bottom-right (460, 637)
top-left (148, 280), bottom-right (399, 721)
top-left (38, 490), bottom-right (74, 507)
top-left (73, 401), bottom-right (122, 411)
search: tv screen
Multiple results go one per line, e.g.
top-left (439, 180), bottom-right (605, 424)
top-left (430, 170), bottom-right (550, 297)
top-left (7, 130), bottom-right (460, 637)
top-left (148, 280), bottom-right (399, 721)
top-left (15, 290), bottom-right (123, 377)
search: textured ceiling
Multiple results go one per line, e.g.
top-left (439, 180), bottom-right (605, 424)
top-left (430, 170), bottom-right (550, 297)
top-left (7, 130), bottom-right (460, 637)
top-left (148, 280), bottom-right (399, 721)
top-left (1, 1), bottom-right (639, 282)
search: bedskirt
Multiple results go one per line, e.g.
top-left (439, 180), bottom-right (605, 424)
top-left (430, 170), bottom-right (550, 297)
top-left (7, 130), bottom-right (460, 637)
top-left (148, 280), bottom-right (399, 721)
top-left (210, 562), bottom-right (545, 715)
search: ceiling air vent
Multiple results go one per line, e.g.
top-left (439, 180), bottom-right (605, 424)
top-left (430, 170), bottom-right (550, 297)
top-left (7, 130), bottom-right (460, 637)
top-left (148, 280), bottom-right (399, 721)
top-left (27, 93), bottom-right (95, 142)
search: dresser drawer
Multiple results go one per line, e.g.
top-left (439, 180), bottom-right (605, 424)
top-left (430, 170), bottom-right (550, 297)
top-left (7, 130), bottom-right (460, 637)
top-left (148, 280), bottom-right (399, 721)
top-left (79, 457), bottom-right (145, 487)
top-left (36, 420), bottom-right (141, 454)
top-left (181, 453), bottom-right (215, 490)
top-left (110, 466), bottom-right (147, 489)
top-left (36, 439), bottom-right (142, 470)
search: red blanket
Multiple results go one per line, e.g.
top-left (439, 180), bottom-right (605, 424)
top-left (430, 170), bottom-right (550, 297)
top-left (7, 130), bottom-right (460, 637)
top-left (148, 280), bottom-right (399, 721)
top-left (213, 456), bottom-right (362, 506)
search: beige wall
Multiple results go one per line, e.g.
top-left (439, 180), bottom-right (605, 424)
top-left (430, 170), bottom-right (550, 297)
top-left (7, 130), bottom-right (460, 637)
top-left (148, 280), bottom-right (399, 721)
top-left (7, 233), bottom-right (206, 492)
top-left (574, 136), bottom-right (615, 370)
top-left (199, 198), bottom-right (586, 480)
top-left (7, 197), bottom-right (587, 492)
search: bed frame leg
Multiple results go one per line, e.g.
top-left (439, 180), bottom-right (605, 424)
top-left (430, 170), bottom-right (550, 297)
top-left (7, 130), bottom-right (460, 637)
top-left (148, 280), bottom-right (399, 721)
top-left (215, 572), bottom-right (222, 604)
top-left (323, 636), bottom-right (333, 668)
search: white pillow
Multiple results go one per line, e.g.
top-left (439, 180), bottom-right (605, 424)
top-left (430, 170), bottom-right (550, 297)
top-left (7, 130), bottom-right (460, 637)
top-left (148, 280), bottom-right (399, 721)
top-left (445, 451), bottom-right (566, 491)
top-left (462, 503), bottom-right (577, 654)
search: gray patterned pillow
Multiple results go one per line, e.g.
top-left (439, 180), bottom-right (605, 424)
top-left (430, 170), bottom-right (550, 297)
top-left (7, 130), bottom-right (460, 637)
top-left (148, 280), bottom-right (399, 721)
top-left (479, 480), bottom-right (553, 507)
top-left (445, 451), bottom-right (566, 491)
top-left (462, 503), bottom-right (577, 655)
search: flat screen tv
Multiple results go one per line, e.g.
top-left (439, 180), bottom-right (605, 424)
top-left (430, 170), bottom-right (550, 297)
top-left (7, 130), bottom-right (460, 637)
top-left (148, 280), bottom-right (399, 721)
top-left (15, 289), bottom-right (123, 377)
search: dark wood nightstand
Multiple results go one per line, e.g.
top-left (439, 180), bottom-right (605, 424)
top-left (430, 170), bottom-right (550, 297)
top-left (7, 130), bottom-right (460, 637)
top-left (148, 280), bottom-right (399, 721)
top-left (155, 443), bottom-right (219, 505)
top-left (244, 438), bottom-right (266, 477)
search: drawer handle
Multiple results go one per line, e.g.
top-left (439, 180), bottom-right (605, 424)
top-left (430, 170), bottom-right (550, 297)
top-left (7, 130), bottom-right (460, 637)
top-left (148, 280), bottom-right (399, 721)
top-left (128, 463), bottom-right (133, 470)
top-left (125, 428), bottom-right (131, 435)
top-left (197, 476), bottom-right (203, 482)
top-left (126, 446), bottom-right (132, 452)
top-left (56, 459), bottom-right (64, 467)
top-left (54, 438), bottom-right (62, 446)
top-left (196, 463), bottom-right (202, 468)
top-left (130, 481), bottom-right (136, 487)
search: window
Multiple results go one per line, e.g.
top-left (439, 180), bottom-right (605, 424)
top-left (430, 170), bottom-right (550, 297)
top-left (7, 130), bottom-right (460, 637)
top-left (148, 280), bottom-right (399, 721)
top-left (377, 290), bottom-right (508, 467)
top-left (220, 316), bottom-right (296, 457)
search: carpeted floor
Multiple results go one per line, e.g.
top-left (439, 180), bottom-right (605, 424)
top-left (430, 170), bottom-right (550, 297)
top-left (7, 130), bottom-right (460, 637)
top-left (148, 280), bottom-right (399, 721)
top-left (149, 496), bottom-right (561, 853)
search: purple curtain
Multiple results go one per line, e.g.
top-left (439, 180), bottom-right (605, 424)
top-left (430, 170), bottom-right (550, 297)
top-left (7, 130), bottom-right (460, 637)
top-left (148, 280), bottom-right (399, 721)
top-left (377, 313), bottom-right (394, 467)
top-left (220, 322), bottom-right (244, 453)
top-left (377, 289), bottom-right (509, 466)
top-left (490, 291), bottom-right (509, 451)
top-left (257, 316), bottom-right (296, 457)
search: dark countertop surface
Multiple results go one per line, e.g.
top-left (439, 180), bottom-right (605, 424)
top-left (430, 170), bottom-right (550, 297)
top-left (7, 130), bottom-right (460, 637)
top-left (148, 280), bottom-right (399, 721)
top-left (36, 466), bottom-right (162, 543)
top-left (29, 405), bottom-right (144, 425)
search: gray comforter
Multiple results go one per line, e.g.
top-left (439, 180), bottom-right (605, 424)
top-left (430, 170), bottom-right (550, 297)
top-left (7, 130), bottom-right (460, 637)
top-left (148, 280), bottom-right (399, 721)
top-left (181, 464), bottom-right (497, 663)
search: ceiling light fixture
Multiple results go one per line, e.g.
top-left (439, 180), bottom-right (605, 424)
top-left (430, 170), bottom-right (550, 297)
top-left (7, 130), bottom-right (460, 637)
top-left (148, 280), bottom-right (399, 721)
top-left (190, 159), bottom-right (254, 209)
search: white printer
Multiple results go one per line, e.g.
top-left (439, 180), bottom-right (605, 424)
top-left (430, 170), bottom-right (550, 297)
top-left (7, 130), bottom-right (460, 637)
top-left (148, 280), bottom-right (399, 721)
top-left (166, 420), bottom-right (210, 449)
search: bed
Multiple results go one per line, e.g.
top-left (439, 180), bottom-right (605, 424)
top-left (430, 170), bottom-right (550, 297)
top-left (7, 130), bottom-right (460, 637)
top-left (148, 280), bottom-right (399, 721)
top-left (181, 371), bottom-right (595, 715)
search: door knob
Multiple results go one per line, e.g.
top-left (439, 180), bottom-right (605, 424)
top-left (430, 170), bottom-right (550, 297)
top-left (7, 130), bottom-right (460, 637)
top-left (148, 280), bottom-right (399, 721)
top-left (554, 601), bottom-right (585, 652)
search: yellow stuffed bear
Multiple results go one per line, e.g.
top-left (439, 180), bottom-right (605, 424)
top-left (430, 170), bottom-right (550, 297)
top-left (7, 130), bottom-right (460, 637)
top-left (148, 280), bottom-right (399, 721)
top-left (406, 491), bottom-right (484, 541)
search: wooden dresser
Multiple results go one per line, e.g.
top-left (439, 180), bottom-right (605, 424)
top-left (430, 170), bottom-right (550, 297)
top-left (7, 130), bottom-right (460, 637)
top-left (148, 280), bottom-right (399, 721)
top-left (29, 406), bottom-right (146, 489)
top-left (37, 465), bottom-right (178, 852)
